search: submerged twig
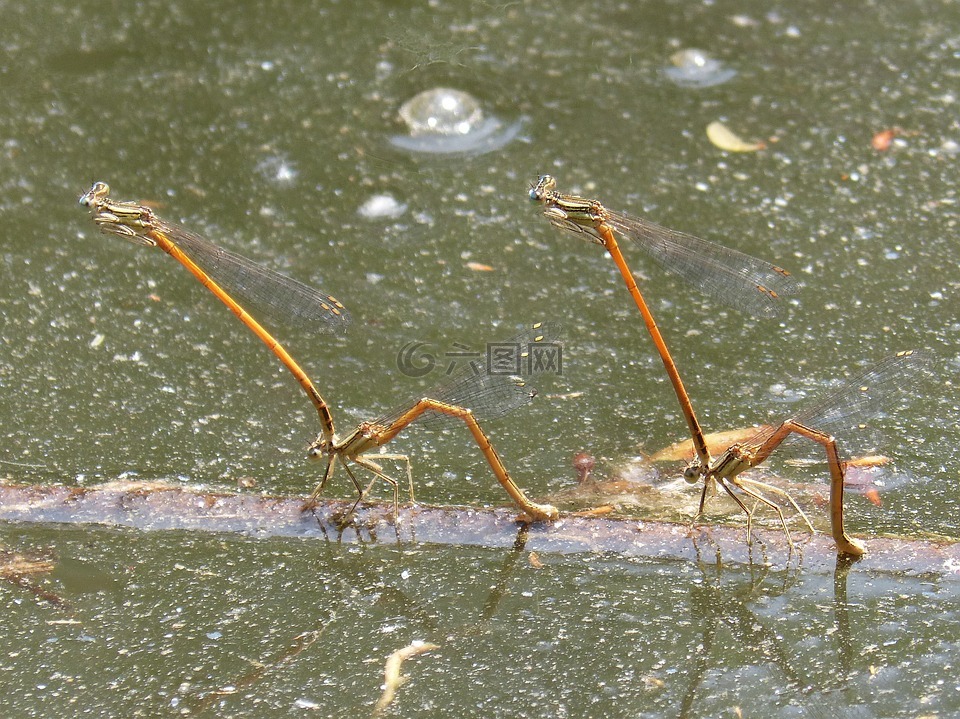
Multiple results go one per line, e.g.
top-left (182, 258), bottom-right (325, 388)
top-left (372, 641), bottom-right (440, 716)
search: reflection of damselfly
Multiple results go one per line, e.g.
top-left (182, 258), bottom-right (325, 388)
top-left (304, 322), bottom-right (561, 522)
top-left (79, 183), bottom-right (558, 521)
top-left (682, 349), bottom-right (934, 556)
top-left (530, 174), bottom-right (797, 474)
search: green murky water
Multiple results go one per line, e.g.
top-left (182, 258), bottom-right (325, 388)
top-left (2, 0), bottom-right (959, 715)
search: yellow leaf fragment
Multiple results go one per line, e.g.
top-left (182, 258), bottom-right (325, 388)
top-left (650, 425), bottom-right (770, 463)
top-left (643, 675), bottom-right (666, 689)
top-left (706, 121), bottom-right (765, 152)
top-left (846, 454), bottom-right (890, 468)
top-left (570, 505), bottom-right (617, 518)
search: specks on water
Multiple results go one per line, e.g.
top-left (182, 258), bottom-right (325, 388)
top-left (768, 382), bottom-right (789, 398)
top-left (375, 60), bottom-right (394, 82)
top-left (255, 154), bottom-right (298, 184)
top-left (937, 139), bottom-right (959, 156)
top-left (358, 193), bottom-right (408, 219)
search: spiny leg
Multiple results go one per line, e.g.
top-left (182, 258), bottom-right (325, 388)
top-left (695, 474), bottom-right (719, 521)
top-left (714, 477), bottom-right (759, 546)
top-left (736, 475), bottom-right (815, 534)
top-left (348, 456), bottom-right (401, 521)
top-left (342, 455), bottom-right (414, 508)
top-left (729, 477), bottom-right (795, 552)
top-left (367, 453), bottom-right (416, 504)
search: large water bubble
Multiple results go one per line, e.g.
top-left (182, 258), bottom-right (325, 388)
top-left (391, 87), bottom-right (522, 156)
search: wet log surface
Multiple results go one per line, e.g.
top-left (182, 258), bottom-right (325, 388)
top-left (1, 481), bottom-right (958, 577)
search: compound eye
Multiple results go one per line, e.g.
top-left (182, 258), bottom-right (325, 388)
top-left (683, 465), bottom-right (701, 484)
top-left (306, 446), bottom-right (323, 461)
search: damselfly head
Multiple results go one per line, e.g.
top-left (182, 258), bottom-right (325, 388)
top-left (305, 437), bottom-right (329, 460)
top-left (79, 181), bottom-right (111, 209)
top-left (683, 461), bottom-right (703, 484)
top-left (78, 182), bottom-right (158, 247)
top-left (529, 175), bottom-right (556, 202)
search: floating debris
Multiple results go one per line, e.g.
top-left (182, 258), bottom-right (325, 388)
top-left (871, 126), bottom-right (914, 151)
top-left (872, 128), bottom-right (899, 151)
top-left (254, 154), bottom-right (298, 183)
top-left (465, 260), bottom-right (494, 272)
top-left (358, 193), bottom-right (408, 219)
top-left (0, 548), bottom-right (67, 608)
top-left (391, 87), bottom-right (522, 156)
top-left (706, 120), bottom-right (766, 152)
top-left (573, 452), bottom-right (596, 484)
top-left (373, 641), bottom-right (440, 716)
top-left (664, 49), bottom-right (737, 88)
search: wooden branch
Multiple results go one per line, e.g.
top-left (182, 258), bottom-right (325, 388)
top-left (1, 481), bottom-right (958, 576)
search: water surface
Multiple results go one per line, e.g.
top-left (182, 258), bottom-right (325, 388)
top-left (1, 0), bottom-right (959, 715)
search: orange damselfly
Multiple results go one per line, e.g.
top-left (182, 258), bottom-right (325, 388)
top-left (530, 174), bottom-right (797, 473)
top-left (79, 183), bottom-right (558, 521)
top-left (79, 181), bottom-right (347, 426)
top-left (528, 176), bottom-right (887, 553)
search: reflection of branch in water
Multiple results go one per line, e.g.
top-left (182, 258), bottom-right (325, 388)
top-left (189, 624), bottom-right (331, 713)
top-left (306, 521), bottom-right (441, 635)
top-left (675, 551), bottom-right (863, 716)
top-left (689, 520), bottom-right (805, 576)
top-left (678, 616), bottom-right (717, 719)
top-left (301, 521), bottom-right (538, 713)
top-left (321, 523), bottom-right (534, 639)
top-left (0, 548), bottom-right (70, 609)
